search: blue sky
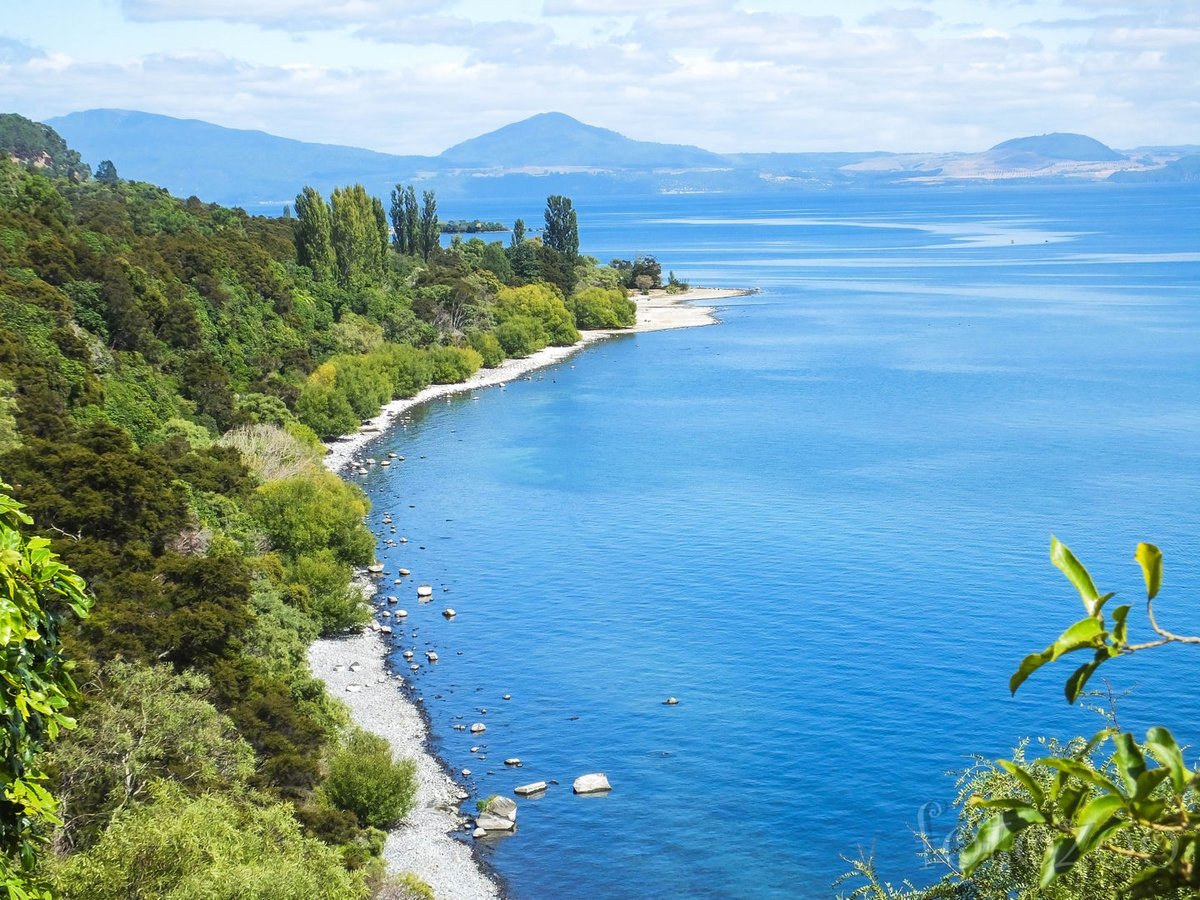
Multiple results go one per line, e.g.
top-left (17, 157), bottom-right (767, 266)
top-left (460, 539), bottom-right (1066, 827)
top-left (2, 0), bottom-right (1196, 154)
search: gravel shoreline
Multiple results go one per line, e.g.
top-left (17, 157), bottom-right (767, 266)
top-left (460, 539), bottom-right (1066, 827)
top-left (308, 629), bottom-right (502, 900)
top-left (309, 287), bottom-right (749, 897)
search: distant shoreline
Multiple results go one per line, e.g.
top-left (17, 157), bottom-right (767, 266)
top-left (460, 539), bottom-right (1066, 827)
top-left (308, 285), bottom-right (750, 895)
top-left (321, 286), bottom-right (752, 473)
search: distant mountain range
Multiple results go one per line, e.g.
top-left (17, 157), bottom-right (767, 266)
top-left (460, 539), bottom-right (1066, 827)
top-left (45, 109), bottom-right (1200, 209)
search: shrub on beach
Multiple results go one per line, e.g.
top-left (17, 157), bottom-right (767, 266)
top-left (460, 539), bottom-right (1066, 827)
top-left (494, 283), bottom-right (579, 347)
top-left (495, 315), bottom-right (542, 358)
top-left (570, 286), bottom-right (636, 329)
top-left (467, 329), bottom-right (505, 368)
top-left (323, 730), bottom-right (418, 830)
top-left (427, 345), bottom-right (483, 384)
top-left (250, 471), bottom-right (373, 566)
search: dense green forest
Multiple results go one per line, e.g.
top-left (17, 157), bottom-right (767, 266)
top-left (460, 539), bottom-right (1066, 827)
top-left (0, 113), bottom-right (650, 898)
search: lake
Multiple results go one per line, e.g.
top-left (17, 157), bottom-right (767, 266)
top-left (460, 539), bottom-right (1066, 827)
top-left (354, 184), bottom-right (1200, 898)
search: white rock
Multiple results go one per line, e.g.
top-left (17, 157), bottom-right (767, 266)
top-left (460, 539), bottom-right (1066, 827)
top-left (443, 608), bottom-right (457, 619)
top-left (398, 568), bottom-right (411, 577)
top-left (504, 758), bottom-right (522, 767)
top-left (573, 773), bottom-right (612, 795)
top-left (348, 662), bottom-right (363, 673)
top-left (470, 723), bottom-right (486, 734)
top-left (367, 563), bottom-right (385, 574)
top-left (426, 651), bottom-right (439, 662)
top-left (514, 782), bottom-right (547, 797)
top-left (485, 795), bottom-right (517, 821)
top-left (475, 812), bottom-right (515, 832)
top-left (473, 827), bottom-right (487, 838)
top-left (381, 626), bottom-right (393, 634)
top-left (417, 584), bottom-right (434, 598)
top-left (396, 609), bottom-right (408, 618)
top-left (345, 684), bottom-right (363, 693)
top-left (664, 697), bottom-right (679, 705)
top-left (461, 768), bottom-right (471, 777)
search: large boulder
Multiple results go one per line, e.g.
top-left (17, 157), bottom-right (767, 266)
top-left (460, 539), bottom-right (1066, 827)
top-left (572, 773), bottom-right (612, 794)
top-left (476, 795), bottom-right (518, 831)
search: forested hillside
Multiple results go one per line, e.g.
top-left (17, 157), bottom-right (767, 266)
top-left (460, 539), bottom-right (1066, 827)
top-left (0, 114), bottom-right (642, 898)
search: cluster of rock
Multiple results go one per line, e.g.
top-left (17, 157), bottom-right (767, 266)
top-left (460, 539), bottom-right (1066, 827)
top-left (470, 773), bottom-right (611, 837)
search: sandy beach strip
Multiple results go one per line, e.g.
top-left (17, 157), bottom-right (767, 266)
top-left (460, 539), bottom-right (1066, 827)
top-left (322, 286), bottom-right (750, 473)
top-left (308, 285), bottom-right (748, 897)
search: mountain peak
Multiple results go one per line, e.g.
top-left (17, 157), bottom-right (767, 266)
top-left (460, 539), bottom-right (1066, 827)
top-left (438, 112), bottom-right (725, 169)
top-left (988, 132), bottom-right (1124, 162)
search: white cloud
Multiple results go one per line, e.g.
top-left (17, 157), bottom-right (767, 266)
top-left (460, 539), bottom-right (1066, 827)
top-left (2, 0), bottom-right (1195, 154)
top-left (860, 7), bottom-right (940, 28)
top-left (121, 0), bottom-right (450, 30)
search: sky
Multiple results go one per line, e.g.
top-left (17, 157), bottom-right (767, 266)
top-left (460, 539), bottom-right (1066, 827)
top-left (1, 0), bottom-right (1197, 155)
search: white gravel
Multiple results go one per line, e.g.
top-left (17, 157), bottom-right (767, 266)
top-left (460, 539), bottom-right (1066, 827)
top-left (308, 630), bottom-right (502, 900)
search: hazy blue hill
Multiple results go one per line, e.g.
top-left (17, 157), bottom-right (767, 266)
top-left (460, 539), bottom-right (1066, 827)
top-left (988, 132), bottom-right (1125, 162)
top-left (438, 112), bottom-right (726, 169)
top-left (46, 109), bottom-right (431, 206)
top-left (1110, 154), bottom-right (1200, 183)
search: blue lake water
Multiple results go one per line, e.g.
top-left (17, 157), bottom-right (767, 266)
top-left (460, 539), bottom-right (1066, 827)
top-left (353, 185), bottom-right (1200, 898)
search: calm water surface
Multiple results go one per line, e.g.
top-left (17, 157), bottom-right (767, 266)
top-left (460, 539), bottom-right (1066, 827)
top-left (353, 185), bottom-right (1200, 898)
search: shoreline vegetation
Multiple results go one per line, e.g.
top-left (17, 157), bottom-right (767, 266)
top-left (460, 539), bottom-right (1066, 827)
top-left (0, 110), bottom-right (751, 898)
top-left (310, 285), bottom-right (750, 896)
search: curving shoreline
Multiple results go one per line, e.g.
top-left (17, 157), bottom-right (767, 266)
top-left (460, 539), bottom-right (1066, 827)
top-left (308, 287), bottom-right (748, 897)
top-left (320, 287), bottom-right (750, 473)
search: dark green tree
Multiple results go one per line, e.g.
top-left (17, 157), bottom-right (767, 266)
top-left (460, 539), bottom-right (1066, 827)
top-left (293, 187), bottom-right (336, 283)
top-left (93, 160), bottom-right (119, 185)
top-left (330, 185), bottom-right (386, 287)
top-left (389, 185), bottom-right (407, 255)
top-left (418, 190), bottom-right (439, 261)
top-left (511, 218), bottom-right (526, 247)
top-left (543, 195), bottom-right (579, 259)
top-left (403, 185), bottom-right (419, 257)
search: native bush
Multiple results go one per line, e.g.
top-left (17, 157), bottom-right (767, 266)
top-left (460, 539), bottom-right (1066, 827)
top-left (570, 286), bottom-right (636, 329)
top-left (285, 549), bottom-right (368, 634)
top-left (427, 345), bottom-right (482, 384)
top-left (375, 344), bottom-right (433, 398)
top-left (217, 423), bottom-right (322, 483)
top-left (322, 730), bottom-right (417, 830)
top-left (46, 784), bottom-right (370, 900)
top-left (250, 472), bottom-right (373, 566)
top-left (466, 330), bottom-right (505, 368)
top-left (46, 661), bottom-right (256, 851)
top-left (295, 363), bottom-right (359, 439)
top-left (495, 315), bottom-right (543, 358)
top-left (494, 283), bottom-right (579, 346)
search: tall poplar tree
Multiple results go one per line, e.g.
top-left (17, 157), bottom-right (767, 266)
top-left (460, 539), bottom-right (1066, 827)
top-left (542, 195), bottom-right (579, 295)
top-left (403, 185), bottom-right (419, 257)
top-left (418, 190), bottom-right (439, 261)
top-left (543, 195), bottom-right (579, 259)
top-left (330, 185), bottom-right (387, 287)
top-left (293, 187), bottom-right (336, 283)
top-left (389, 185), bottom-right (407, 255)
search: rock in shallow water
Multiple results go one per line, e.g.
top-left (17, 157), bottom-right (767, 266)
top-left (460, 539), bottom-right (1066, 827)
top-left (514, 782), bottom-right (547, 797)
top-left (572, 773), bottom-right (612, 795)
